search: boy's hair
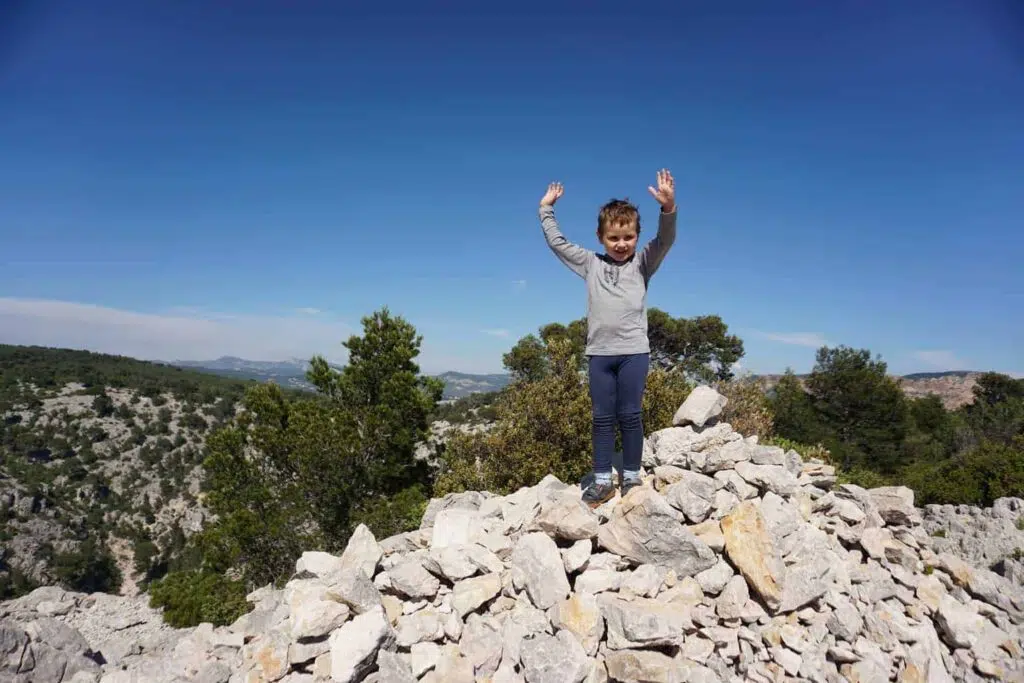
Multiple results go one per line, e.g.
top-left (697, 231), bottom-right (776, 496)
top-left (597, 198), bottom-right (641, 236)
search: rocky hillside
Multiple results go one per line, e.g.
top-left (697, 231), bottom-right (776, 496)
top-left (0, 345), bottom-right (255, 597)
top-left (899, 373), bottom-right (983, 410)
top-left (0, 345), bottom-right (503, 600)
top-left (756, 371), bottom-right (983, 410)
top-left (172, 356), bottom-right (511, 400)
top-left (4, 387), bottom-right (1023, 683)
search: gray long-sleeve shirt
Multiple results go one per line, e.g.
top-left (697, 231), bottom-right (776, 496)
top-left (539, 204), bottom-right (677, 356)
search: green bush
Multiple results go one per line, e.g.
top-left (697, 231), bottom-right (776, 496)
top-left (902, 439), bottom-right (1024, 507)
top-left (148, 570), bottom-right (250, 627)
top-left (50, 538), bottom-right (122, 594)
top-left (350, 484), bottom-right (429, 541)
top-left (718, 377), bottom-right (774, 438)
top-left (436, 337), bottom-right (692, 496)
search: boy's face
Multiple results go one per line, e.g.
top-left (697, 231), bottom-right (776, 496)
top-left (598, 220), bottom-right (639, 261)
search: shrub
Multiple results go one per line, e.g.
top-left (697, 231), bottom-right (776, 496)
top-left (435, 338), bottom-right (691, 496)
top-left (350, 484), bottom-right (429, 541)
top-left (717, 377), bottom-right (774, 438)
top-left (148, 570), bottom-right (249, 627)
top-left (763, 436), bottom-right (831, 463)
top-left (902, 439), bottom-right (1024, 507)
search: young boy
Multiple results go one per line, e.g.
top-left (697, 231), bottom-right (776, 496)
top-left (538, 169), bottom-right (677, 508)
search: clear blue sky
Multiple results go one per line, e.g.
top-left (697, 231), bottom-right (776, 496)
top-left (1, 0), bottom-right (1021, 376)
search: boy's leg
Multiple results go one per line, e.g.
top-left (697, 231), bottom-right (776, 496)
top-left (588, 355), bottom-right (618, 482)
top-left (617, 353), bottom-right (650, 485)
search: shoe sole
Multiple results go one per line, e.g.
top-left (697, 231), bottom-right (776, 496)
top-left (584, 488), bottom-right (617, 509)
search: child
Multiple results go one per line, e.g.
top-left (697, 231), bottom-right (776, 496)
top-left (538, 169), bottom-right (677, 508)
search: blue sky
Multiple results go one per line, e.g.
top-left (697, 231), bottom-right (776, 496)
top-left (1, 0), bottom-right (1021, 376)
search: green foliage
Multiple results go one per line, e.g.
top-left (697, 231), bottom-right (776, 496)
top-left (437, 334), bottom-right (692, 496)
top-left (306, 308), bottom-right (443, 494)
top-left (769, 345), bottom-right (1024, 507)
top-left (647, 310), bottom-right (744, 383)
top-left (502, 320), bottom-right (587, 383)
top-left (92, 392), bottom-right (115, 418)
top-left (770, 347), bottom-right (910, 474)
top-left (0, 344), bottom-right (252, 405)
top-left (431, 391), bottom-right (502, 425)
top-left (503, 334), bottom-right (551, 383)
top-left (49, 538), bottom-right (122, 594)
top-left (804, 346), bottom-right (910, 473)
top-left (148, 570), bottom-right (249, 627)
top-left (500, 310), bottom-right (743, 385)
top-left (718, 377), bottom-right (774, 437)
top-left (0, 564), bottom-right (39, 600)
top-left (186, 307), bottom-right (441, 613)
top-left (350, 484), bottom-right (430, 541)
top-left (904, 439), bottom-right (1024, 506)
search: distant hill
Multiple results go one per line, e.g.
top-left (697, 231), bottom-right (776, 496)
top-left (171, 357), bottom-right (334, 393)
top-left (753, 370), bottom-right (983, 410)
top-left (0, 344), bottom-right (254, 598)
top-left (171, 357), bottom-right (510, 400)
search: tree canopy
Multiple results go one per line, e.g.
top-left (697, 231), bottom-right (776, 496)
top-left (501, 309), bottom-right (743, 384)
top-left (149, 307), bottom-right (441, 624)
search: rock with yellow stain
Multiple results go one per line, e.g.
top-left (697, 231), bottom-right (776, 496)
top-left (720, 500), bottom-right (785, 612)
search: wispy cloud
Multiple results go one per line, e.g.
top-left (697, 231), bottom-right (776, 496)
top-left (0, 297), bottom-right (352, 364)
top-left (912, 350), bottom-right (970, 371)
top-left (512, 279), bottom-right (527, 291)
top-left (295, 307), bottom-right (322, 315)
top-left (481, 328), bottom-right (510, 338)
top-left (0, 297), bottom-right (508, 375)
top-left (752, 330), bottom-right (829, 348)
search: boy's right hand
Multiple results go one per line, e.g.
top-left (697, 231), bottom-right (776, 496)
top-left (540, 181), bottom-right (564, 207)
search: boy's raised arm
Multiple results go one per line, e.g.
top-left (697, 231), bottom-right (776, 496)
top-left (639, 168), bottom-right (678, 282)
top-left (539, 181), bottom-right (592, 279)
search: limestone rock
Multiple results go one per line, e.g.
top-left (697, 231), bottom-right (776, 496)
top-left (7, 399), bottom-right (1024, 683)
top-left (721, 500), bottom-right (785, 611)
top-left (672, 385), bottom-right (728, 428)
top-left (597, 487), bottom-right (717, 577)
top-left (510, 532), bottom-right (571, 610)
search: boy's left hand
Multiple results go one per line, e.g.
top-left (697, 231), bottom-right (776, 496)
top-left (648, 168), bottom-right (676, 212)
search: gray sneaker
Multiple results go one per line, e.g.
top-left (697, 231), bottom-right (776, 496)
top-left (620, 477), bottom-right (642, 498)
top-left (582, 479), bottom-right (617, 509)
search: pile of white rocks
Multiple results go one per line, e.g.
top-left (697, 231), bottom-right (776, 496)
top-left (4, 386), bottom-right (1024, 682)
top-left (922, 497), bottom-right (1024, 588)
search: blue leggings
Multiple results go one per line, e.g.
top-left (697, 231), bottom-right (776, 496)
top-left (588, 353), bottom-right (649, 478)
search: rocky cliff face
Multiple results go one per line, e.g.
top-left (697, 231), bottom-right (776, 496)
top-left (1, 382), bottom-right (231, 592)
top-left (755, 372), bottom-right (982, 410)
top-left (3, 387), bottom-right (1023, 683)
top-left (923, 499), bottom-right (1024, 588)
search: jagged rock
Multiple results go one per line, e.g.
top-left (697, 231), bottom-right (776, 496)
top-left (663, 471), bottom-right (716, 523)
top-left (599, 593), bottom-right (691, 649)
top-left (597, 487), bottom-right (717, 577)
top-left (510, 532), bottom-right (571, 610)
top-left (5, 386), bottom-right (1024, 683)
top-left (672, 384), bottom-right (728, 428)
top-left (451, 572), bottom-right (502, 618)
top-left (550, 592), bottom-right (604, 656)
top-left (289, 580), bottom-right (351, 640)
top-left (721, 500), bottom-right (785, 611)
top-left (519, 629), bottom-right (591, 683)
top-left (533, 489), bottom-right (600, 541)
top-left (923, 497), bottom-right (1024, 588)
top-left (329, 605), bottom-right (396, 682)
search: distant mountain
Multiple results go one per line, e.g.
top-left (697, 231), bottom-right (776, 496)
top-left (752, 370), bottom-right (983, 410)
top-left (171, 357), bottom-right (333, 393)
top-left (170, 357), bottom-right (510, 400)
top-left (432, 371), bottom-right (511, 399)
